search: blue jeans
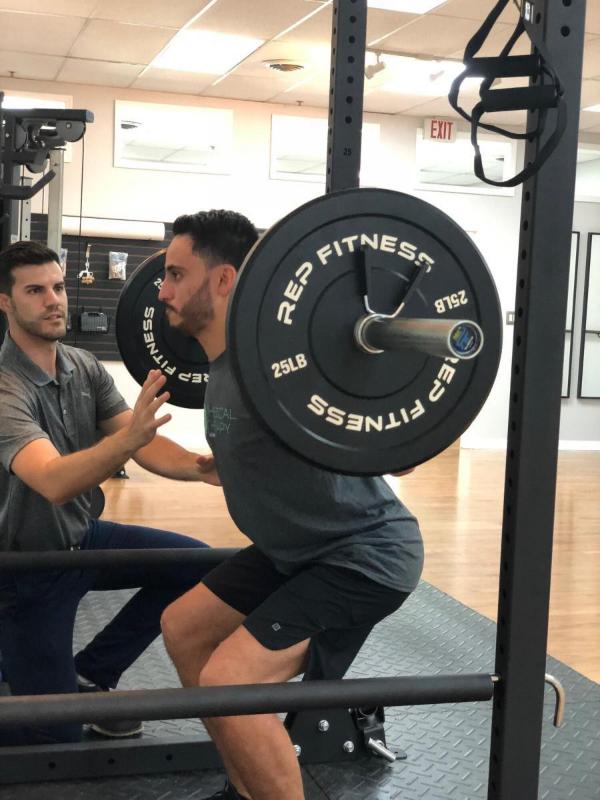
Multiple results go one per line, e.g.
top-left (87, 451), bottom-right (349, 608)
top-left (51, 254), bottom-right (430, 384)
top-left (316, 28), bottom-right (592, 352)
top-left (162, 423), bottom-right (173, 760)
top-left (0, 519), bottom-right (211, 746)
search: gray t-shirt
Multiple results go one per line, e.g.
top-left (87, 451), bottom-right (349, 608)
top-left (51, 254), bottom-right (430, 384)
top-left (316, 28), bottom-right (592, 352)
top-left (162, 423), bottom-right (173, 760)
top-left (0, 335), bottom-right (129, 551)
top-left (205, 352), bottom-right (424, 592)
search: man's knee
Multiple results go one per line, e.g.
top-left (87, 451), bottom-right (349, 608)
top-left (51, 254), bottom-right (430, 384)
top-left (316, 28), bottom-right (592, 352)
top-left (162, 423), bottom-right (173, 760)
top-left (160, 601), bottom-right (187, 652)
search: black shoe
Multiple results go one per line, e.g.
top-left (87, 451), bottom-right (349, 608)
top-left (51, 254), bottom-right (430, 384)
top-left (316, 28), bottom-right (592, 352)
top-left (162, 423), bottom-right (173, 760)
top-left (77, 676), bottom-right (143, 738)
top-left (201, 782), bottom-right (248, 800)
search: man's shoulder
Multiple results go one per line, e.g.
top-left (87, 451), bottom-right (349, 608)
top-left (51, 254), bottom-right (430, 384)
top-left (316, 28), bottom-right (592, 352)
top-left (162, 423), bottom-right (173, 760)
top-left (59, 342), bottom-right (98, 367)
top-left (59, 343), bottom-right (104, 380)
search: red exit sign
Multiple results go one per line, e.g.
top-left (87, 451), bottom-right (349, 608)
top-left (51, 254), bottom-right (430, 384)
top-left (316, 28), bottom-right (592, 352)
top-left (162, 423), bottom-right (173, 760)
top-left (424, 118), bottom-right (457, 142)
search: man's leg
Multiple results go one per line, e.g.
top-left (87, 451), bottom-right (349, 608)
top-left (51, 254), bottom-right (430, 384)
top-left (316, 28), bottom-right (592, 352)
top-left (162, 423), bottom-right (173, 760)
top-left (0, 570), bottom-right (86, 745)
top-left (199, 627), bottom-right (309, 800)
top-left (161, 546), bottom-right (293, 799)
top-left (160, 581), bottom-right (245, 687)
top-left (193, 562), bottom-right (409, 800)
top-left (74, 519), bottom-right (213, 688)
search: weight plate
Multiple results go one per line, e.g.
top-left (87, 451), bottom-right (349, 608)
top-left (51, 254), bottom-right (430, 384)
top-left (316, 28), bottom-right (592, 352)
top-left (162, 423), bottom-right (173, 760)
top-left (116, 250), bottom-right (209, 409)
top-left (228, 188), bottom-right (502, 475)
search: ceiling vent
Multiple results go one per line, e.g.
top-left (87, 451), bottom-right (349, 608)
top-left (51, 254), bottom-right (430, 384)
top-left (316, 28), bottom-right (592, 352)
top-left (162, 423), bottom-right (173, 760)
top-left (263, 59), bottom-right (305, 73)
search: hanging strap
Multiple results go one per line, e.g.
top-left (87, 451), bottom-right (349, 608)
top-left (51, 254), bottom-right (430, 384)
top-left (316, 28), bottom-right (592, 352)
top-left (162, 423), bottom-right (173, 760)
top-left (448, 0), bottom-right (565, 188)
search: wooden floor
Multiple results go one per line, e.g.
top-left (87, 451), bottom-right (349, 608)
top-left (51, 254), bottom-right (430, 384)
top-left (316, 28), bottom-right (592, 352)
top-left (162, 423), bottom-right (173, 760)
top-left (102, 448), bottom-right (600, 683)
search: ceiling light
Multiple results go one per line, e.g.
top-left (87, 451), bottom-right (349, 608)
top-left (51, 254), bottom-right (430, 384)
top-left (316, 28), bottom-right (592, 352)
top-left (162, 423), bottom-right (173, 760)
top-left (151, 30), bottom-right (264, 75)
top-left (367, 0), bottom-right (447, 13)
top-left (365, 54), bottom-right (386, 79)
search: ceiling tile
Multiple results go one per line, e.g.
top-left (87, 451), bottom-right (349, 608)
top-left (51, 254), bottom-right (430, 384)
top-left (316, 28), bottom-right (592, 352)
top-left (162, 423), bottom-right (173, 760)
top-left (366, 8), bottom-right (418, 46)
top-left (376, 14), bottom-right (480, 57)
top-left (131, 67), bottom-right (215, 93)
top-left (91, 0), bottom-right (210, 28)
top-left (433, 0), bottom-right (519, 25)
top-left (277, 3), bottom-right (334, 42)
top-left (69, 19), bottom-right (175, 63)
top-left (0, 1), bottom-right (96, 14)
top-left (0, 51), bottom-right (64, 81)
top-left (203, 74), bottom-right (291, 102)
top-left (189, 0), bottom-right (324, 40)
top-left (0, 11), bottom-right (85, 57)
top-left (446, 21), bottom-right (532, 60)
top-left (57, 58), bottom-right (145, 87)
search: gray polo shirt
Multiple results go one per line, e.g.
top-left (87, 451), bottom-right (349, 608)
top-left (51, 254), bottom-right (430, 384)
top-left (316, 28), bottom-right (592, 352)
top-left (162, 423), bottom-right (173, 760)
top-left (0, 335), bottom-right (129, 551)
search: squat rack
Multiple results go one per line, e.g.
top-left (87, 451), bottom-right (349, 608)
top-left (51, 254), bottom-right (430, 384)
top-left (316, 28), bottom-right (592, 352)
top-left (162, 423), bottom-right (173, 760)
top-left (0, 2), bottom-right (587, 799)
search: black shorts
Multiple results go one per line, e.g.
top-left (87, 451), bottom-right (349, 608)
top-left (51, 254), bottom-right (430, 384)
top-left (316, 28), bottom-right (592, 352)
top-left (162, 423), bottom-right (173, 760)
top-left (203, 545), bottom-right (409, 680)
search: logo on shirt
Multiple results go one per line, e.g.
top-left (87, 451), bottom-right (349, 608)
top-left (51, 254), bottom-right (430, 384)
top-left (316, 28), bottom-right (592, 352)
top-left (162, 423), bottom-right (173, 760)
top-left (205, 406), bottom-right (237, 438)
top-left (271, 622), bottom-right (282, 632)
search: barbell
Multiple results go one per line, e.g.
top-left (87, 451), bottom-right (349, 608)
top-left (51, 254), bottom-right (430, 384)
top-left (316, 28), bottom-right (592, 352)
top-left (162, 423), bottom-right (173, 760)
top-left (116, 188), bottom-right (502, 475)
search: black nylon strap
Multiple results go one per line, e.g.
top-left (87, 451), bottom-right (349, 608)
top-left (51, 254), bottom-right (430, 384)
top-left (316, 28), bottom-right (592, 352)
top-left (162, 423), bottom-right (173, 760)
top-left (447, 0), bottom-right (566, 187)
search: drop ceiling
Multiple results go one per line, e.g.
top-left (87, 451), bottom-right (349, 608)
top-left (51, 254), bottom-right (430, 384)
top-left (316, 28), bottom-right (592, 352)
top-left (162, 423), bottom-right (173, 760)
top-left (0, 0), bottom-right (599, 132)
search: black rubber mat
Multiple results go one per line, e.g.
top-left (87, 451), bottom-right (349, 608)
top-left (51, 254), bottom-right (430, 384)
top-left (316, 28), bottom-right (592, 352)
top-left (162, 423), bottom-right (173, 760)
top-left (1, 581), bottom-right (598, 800)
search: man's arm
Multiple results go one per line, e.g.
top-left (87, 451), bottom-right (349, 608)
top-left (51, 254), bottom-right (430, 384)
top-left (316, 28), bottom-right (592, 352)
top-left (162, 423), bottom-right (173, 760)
top-left (100, 410), bottom-right (221, 485)
top-left (11, 371), bottom-right (172, 505)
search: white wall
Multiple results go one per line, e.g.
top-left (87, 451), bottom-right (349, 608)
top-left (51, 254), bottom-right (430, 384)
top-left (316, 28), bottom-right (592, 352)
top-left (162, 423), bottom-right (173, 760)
top-left (4, 75), bottom-right (598, 450)
top-left (560, 203), bottom-right (600, 447)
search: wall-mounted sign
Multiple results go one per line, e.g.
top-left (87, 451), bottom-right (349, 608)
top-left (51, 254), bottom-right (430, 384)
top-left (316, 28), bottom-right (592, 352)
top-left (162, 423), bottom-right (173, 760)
top-left (424, 118), bottom-right (457, 143)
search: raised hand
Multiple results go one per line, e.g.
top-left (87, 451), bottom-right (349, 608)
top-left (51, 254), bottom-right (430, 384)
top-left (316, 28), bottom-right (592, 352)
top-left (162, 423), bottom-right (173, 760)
top-left (126, 369), bottom-right (172, 451)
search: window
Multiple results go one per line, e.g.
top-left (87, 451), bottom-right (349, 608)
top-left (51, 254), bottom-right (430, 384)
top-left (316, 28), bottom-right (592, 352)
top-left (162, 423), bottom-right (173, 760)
top-left (415, 128), bottom-right (516, 196)
top-left (575, 145), bottom-right (600, 202)
top-left (269, 114), bottom-right (380, 184)
top-left (114, 100), bottom-right (233, 175)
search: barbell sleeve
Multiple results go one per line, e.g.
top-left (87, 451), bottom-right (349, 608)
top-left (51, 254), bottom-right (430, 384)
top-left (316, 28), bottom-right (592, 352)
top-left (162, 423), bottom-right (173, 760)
top-left (355, 316), bottom-right (484, 360)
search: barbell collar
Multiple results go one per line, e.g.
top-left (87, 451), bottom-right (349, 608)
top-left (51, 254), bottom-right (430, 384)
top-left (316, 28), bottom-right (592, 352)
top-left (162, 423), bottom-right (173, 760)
top-left (355, 315), bottom-right (484, 360)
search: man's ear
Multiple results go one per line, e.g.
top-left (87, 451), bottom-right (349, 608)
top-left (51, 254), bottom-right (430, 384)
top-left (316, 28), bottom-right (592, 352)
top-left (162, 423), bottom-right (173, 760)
top-left (0, 293), bottom-right (12, 315)
top-left (216, 264), bottom-right (238, 296)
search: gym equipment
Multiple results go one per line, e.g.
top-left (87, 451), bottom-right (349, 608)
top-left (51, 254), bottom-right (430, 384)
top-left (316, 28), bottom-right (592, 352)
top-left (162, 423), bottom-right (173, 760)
top-left (117, 190), bottom-right (502, 474)
top-left (0, 1), bottom-right (585, 798)
top-left (116, 251), bottom-right (210, 408)
top-left (0, 100), bottom-right (93, 251)
top-left (229, 188), bottom-right (502, 475)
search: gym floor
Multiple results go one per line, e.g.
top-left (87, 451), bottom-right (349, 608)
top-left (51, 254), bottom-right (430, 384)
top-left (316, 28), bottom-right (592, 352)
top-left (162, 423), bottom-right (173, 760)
top-left (102, 445), bottom-right (600, 681)
top-left (2, 445), bottom-right (599, 798)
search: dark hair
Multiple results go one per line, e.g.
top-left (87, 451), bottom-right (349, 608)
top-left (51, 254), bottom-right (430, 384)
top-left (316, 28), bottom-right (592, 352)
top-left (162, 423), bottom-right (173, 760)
top-left (172, 210), bottom-right (258, 270)
top-left (0, 240), bottom-right (60, 295)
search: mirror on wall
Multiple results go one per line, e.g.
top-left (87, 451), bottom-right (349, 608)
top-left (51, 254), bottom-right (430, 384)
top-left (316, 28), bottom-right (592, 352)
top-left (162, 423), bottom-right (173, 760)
top-left (414, 130), bottom-right (516, 196)
top-left (578, 233), bottom-right (600, 398)
top-left (114, 100), bottom-right (233, 175)
top-left (269, 115), bottom-right (380, 183)
top-left (562, 232), bottom-right (579, 398)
